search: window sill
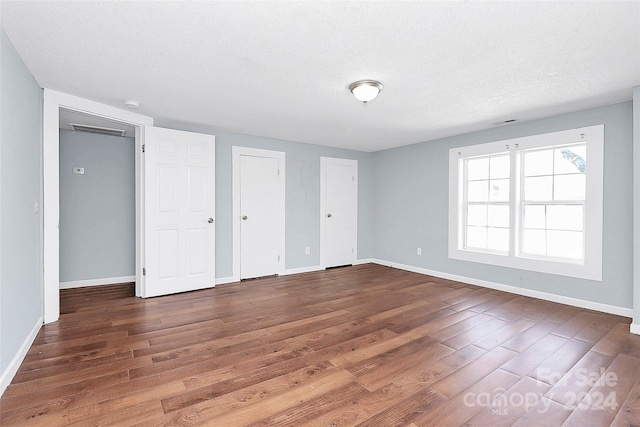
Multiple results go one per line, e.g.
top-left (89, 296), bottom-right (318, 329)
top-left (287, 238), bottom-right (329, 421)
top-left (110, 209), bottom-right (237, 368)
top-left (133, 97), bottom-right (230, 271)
top-left (448, 247), bottom-right (602, 281)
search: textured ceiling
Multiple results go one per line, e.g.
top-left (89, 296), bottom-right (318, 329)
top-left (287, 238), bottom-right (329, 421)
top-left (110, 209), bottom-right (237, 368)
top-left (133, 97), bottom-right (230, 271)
top-left (2, 1), bottom-right (639, 152)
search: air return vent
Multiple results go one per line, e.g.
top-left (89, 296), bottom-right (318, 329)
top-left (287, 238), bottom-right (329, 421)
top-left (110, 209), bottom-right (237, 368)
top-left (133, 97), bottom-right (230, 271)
top-left (491, 118), bottom-right (519, 126)
top-left (69, 123), bottom-right (127, 137)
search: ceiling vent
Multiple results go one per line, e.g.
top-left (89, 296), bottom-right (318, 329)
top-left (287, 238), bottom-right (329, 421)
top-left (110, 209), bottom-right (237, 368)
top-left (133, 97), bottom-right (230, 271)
top-left (491, 118), bottom-right (519, 126)
top-left (69, 123), bottom-right (127, 137)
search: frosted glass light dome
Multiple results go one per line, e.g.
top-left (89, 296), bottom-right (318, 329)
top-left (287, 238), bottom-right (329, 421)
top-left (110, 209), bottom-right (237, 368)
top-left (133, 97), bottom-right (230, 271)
top-left (349, 80), bottom-right (383, 103)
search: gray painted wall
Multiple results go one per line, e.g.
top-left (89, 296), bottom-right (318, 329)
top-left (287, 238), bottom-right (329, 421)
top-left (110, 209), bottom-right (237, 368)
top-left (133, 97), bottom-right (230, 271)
top-left (154, 120), bottom-right (375, 279)
top-left (59, 129), bottom-right (135, 283)
top-left (0, 29), bottom-right (43, 374)
top-left (633, 87), bottom-right (640, 326)
top-left (373, 102), bottom-right (633, 309)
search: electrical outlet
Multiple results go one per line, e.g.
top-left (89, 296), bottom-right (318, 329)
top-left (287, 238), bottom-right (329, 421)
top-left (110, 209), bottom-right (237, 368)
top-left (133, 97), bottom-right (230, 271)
top-left (305, 247), bottom-right (310, 255)
top-left (417, 248), bottom-right (422, 256)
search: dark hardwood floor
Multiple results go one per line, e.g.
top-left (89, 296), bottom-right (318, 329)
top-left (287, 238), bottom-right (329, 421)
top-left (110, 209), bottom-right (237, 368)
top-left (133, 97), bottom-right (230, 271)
top-left (2, 263), bottom-right (640, 426)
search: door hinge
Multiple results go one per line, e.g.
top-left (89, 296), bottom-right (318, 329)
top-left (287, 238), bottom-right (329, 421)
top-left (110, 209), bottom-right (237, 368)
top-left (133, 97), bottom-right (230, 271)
top-left (278, 169), bottom-right (280, 176)
top-left (278, 255), bottom-right (280, 261)
top-left (142, 144), bottom-right (145, 153)
top-left (143, 267), bottom-right (146, 276)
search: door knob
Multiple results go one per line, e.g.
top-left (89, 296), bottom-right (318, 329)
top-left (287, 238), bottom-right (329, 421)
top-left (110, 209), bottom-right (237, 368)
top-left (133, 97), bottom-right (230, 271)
top-left (242, 215), bottom-right (248, 220)
top-left (327, 213), bottom-right (332, 218)
top-left (208, 217), bottom-right (214, 224)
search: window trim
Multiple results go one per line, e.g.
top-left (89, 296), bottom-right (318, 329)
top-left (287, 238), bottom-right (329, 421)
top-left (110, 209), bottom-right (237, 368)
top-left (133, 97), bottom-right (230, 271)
top-left (448, 125), bottom-right (604, 281)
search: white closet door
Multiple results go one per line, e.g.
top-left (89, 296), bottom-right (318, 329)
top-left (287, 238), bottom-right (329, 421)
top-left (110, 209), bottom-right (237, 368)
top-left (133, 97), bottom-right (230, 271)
top-left (321, 157), bottom-right (357, 268)
top-left (143, 126), bottom-right (215, 297)
top-left (240, 154), bottom-right (283, 279)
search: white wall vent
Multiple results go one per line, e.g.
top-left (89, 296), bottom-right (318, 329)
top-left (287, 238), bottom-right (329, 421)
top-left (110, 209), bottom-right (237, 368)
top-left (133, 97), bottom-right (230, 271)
top-left (69, 123), bottom-right (127, 137)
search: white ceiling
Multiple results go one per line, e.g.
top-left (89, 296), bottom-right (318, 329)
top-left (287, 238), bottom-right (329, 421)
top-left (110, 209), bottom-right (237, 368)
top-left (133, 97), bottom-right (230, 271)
top-left (2, 1), bottom-right (639, 152)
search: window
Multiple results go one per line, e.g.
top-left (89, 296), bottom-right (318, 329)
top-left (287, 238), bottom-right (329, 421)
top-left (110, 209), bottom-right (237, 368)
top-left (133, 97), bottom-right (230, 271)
top-left (449, 125), bottom-right (603, 281)
top-left (521, 144), bottom-right (586, 261)
top-left (464, 153), bottom-right (510, 253)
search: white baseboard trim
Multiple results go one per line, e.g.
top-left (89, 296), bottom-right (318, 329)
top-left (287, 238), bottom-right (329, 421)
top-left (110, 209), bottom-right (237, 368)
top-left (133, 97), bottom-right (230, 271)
top-left (354, 258), bottom-right (377, 265)
top-left (282, 265), bottom-right (324, 276)
top-left (214, 266), bottom-right (323, 285)
top-left (215, 276), bottom-right (236, 285)
top-left (369, 259), bottom-right (633, 318)
top-left (60, 275), bottom-right (136, 289)
top-left (1, 316), bottom-right (42, 396)
top-left (631, 323), bottom-right (640, 335)
top-left (283, 259), bottom-right (378, 274)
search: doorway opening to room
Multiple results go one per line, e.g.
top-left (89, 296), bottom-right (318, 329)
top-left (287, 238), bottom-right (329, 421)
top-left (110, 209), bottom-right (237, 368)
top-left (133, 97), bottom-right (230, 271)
top-left (57, 109), bottom-right (137, 313)
top-left (44, 91), bottom-right (217, 323)
top-left (43, 90), bottom-right (153, 323)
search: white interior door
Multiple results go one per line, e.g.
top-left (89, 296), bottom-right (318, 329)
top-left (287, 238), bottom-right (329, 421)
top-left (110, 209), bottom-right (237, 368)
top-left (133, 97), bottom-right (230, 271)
top-left (143, 126), bottom-right (215, 297)
top-left (240, 154), bottom-right (284, 279)
top-left (321, 157), bottom-right (358, 268)
top-left (233, 147), bottom-right (285, 280)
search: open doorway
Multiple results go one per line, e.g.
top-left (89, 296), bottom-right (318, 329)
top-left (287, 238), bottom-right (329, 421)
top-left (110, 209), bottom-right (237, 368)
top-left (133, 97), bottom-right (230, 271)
top-left (43, 89), bottom-right (154, 323)
top-left (58, 109), bottom-right (136, 296)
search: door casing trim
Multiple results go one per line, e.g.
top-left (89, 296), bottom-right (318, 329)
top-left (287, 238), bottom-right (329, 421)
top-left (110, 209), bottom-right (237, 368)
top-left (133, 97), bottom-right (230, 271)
top-left (43, 89), bottom-right (153, 323)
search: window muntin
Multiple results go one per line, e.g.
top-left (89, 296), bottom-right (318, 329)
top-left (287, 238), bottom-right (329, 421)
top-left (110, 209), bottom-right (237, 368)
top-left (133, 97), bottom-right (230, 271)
top-left (448, 125), bottom-right (603, 281)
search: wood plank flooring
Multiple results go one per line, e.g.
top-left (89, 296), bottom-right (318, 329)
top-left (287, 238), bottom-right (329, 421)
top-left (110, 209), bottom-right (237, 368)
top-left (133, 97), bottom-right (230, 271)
top-left (2, 263), bottom-right (640, 426)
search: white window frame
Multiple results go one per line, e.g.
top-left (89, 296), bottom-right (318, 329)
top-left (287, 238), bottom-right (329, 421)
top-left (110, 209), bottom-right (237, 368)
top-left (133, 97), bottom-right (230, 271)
top-left (448, 125), bottom-right (604, 281)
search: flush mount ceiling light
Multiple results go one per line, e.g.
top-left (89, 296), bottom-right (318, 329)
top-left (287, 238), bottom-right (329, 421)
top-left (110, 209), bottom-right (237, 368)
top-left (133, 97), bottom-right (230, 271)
top-left (349, 80), bottom-right (383, 104)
